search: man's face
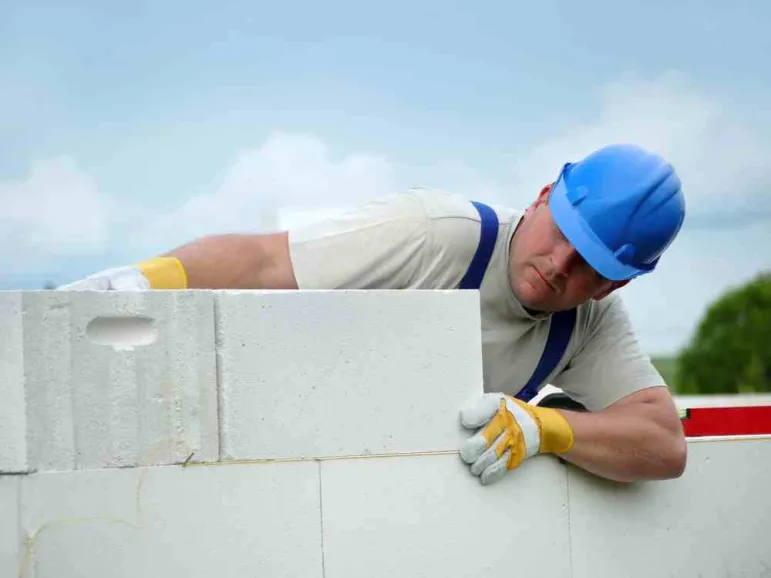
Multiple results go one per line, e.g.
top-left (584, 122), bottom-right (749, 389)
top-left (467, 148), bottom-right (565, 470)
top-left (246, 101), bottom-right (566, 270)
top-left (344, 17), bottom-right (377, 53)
top-left (508, 186), bottom-right (628, 312)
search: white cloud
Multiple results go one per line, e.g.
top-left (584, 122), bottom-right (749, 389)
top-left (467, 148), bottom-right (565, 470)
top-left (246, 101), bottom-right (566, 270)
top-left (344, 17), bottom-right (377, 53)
top-left (498, 72), bottom-right (771, 217)
top-left (0, 156), bottom-right (112, 273)
top-left (134, 132), bottom-right (395, 250)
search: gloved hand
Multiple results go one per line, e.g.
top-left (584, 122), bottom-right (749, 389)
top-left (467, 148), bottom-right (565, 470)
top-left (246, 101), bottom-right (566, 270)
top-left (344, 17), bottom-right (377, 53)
top-left (57, 257), bottom-right (188, 291)
top-left (459, 392), bottom-right (574, 485)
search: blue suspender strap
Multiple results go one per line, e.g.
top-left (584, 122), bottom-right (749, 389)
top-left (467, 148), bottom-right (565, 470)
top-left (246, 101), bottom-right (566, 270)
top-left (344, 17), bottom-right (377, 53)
top-left (458, 201), bottom-right (499, 290)
top-left (515, 308), bottom-right (577, 402)
top-left (458, 200), bottom-right (577, 401)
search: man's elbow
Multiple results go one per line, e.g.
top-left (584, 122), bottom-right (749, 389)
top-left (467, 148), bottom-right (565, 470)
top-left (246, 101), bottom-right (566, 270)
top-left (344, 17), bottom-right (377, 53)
top-left (635, 387), bottom-right (688, 480)
top-left (662, 430), bottom-right (688, 479)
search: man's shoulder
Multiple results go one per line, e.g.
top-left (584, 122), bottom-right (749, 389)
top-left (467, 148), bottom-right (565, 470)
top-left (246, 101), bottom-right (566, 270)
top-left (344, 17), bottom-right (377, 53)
top-left (300, 186), bottom-right (519, 232)
top-left (291, 187), bottom-right (485, 234)
top-left (405, 186), bottom-right (521, 224)
top-left (287, 187), bottom-right (509, 290)
top-left (402, 187), bottom-right (523, 259)
top-left (404, 185), bottom-right (515, 242)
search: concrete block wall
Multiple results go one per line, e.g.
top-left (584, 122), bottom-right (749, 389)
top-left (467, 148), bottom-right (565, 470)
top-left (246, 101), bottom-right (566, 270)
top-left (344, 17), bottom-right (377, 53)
top-left (1, 289), bottom-right (770, 578)
top-left (0, 290), bottom-right (219, 473)
top-left (319, 453), bottom-right (573, 578)
top-left (17, 462), bottom-right (324, 578)
top-left (0, 477), bottom-right (19, 578)
top-left (216, 290), bottom-right (483, 461)
top-left (0, 294), bottom-right (27, 473)
top-left (569, 439), bottom-right (771, 578)
top-left (5, 440), bottom-right (771, 578)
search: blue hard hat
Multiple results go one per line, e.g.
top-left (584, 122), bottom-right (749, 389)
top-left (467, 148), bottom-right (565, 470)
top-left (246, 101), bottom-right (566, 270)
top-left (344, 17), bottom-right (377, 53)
top-left (548, 143), bottom-right (685, 281)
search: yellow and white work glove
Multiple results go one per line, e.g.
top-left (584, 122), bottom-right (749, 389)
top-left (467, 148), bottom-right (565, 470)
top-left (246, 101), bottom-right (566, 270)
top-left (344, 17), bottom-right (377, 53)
top-left (459, 393), bottom-right (574, 485)
top-left (57, 257), bottom-right (188, 291)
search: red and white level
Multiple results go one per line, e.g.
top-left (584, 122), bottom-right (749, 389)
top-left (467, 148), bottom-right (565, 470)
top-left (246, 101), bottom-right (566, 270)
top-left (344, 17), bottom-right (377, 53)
top-left (679, 405), bottom-right (771, 437)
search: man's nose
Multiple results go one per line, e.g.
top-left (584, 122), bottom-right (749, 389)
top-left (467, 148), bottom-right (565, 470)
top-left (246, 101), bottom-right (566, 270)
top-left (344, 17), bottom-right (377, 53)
top-left (552, 242), bottom-right (580, 276)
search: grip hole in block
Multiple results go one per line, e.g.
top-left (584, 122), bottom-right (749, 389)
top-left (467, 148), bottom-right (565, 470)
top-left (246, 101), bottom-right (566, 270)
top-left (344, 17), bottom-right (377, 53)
top-left (86, 316), bottom-right (158, 348)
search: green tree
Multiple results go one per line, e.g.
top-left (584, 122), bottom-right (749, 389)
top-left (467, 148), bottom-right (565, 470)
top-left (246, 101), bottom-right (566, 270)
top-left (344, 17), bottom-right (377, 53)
top-left (675, 271), bottom-right (771, 394)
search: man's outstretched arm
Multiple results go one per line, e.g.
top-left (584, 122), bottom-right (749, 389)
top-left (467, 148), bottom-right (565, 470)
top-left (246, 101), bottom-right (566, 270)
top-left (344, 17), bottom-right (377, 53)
top-left (163, 233), bottom-right (298, 289)
top-left (58, 232), bottom-right (299, 291)
top-left (557, 385), bottom-right (687, 482)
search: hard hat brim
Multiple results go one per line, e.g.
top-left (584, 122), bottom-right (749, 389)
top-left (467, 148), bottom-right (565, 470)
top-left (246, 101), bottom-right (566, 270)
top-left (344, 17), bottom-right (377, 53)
top-left (548, 173), bottom-right (646, 282)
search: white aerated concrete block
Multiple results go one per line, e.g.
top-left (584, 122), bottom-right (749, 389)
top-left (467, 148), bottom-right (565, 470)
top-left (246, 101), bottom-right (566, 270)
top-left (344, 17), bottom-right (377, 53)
top-left (321, 454), bottom-right (572, 578)
top-left (12, 290), bottom-right (218, 471)
top-left (0, 293), bottom-right (28, 473)
top-left (19, 462), bottom-right (323, 578)
top-left (0, 477), bottom-right (20, 578)
top-left (569, 439), bottom-right (771, 578)
top-left (216, 290), bottom-right (484, 461)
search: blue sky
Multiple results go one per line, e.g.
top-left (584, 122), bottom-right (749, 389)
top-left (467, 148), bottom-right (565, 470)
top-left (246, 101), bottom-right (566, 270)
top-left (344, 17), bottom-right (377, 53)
top-left (1, 0), bottom-right (770, 355)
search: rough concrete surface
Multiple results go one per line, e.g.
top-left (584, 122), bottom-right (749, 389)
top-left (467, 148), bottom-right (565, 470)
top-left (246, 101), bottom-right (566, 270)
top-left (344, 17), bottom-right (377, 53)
top-left (321, 453), bottom-right (572, 578)
top-left (0, 477), bottom-right (20, 578)
top-left (18, 461), bottom-right (323, 578)
top-left (0, 293), bottom-right (28, 473)
top-left (3, 289), bottom-right (770, 578)
top-left (216, 290), bottom-right (484, 461)
top-left (7, 290), bottom-right (219, 472)
top-left (569, 438), bottom-right (771, 578)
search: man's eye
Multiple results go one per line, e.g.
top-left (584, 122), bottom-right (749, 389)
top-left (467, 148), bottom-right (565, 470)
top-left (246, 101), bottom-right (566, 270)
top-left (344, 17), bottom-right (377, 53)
top-left (590, 267), bottom-right (609, 283)
top-left (577, 255), bottom-right (605, 282)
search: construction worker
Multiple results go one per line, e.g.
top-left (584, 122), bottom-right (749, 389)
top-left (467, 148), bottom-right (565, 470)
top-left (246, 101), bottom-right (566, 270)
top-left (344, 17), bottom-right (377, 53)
top-left (59, 143), bottom-right (688, 485)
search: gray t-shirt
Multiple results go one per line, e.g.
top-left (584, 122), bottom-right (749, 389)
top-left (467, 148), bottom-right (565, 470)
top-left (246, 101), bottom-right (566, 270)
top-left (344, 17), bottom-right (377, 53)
top-left (287, 188), bottom-right (665, 410)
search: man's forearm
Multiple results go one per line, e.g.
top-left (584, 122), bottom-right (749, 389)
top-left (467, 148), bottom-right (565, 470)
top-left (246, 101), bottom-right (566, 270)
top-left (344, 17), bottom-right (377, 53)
top-left (555, 389), bottom-right (687, 483)
top-left (161, 233), bottom-right (298, 290)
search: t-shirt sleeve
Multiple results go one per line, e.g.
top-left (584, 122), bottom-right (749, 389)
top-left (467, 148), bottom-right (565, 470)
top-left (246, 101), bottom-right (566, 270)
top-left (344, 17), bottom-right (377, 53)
top-left (550, 294), bottom-right (667, 411)
top-left (287, 191), bottom-right (430, 289)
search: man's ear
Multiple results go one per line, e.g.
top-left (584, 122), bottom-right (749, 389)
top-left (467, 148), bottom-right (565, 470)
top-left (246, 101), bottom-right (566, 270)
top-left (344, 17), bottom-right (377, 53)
top-left (525, 184), bottom-right (553, 217)
top-left (593, 279), bottom-right (630, 300)
top-left (536, 184), bottom-right (552, 205)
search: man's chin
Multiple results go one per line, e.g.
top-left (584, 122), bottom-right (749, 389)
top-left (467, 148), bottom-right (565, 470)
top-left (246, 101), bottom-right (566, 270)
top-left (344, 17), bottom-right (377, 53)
top-left (511, 279), bottom-right (554, 312)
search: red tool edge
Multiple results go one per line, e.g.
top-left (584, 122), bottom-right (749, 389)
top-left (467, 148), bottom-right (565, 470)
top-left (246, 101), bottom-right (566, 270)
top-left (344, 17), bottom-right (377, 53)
top-left (680, 405), bottom-right (771, 437)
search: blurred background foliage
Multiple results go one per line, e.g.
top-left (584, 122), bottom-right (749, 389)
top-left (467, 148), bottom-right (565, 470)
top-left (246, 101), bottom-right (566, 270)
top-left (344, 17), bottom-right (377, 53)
top-left (653, 271), bottom-right (771, 394)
